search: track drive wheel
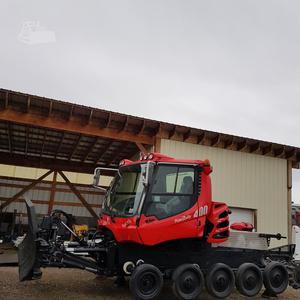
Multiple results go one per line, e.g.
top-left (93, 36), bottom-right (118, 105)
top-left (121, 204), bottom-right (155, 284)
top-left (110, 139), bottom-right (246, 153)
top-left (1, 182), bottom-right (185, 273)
top-left (206, 263), bottom-right (235, 299)
top-left (172, 264), bottom-right (204, 300)
top-left (129, 264), bottom-right (163, 300)
top-left (263, 261), bottom-right (289, 296)
top-left (236, 263), bottom-right (263, 297)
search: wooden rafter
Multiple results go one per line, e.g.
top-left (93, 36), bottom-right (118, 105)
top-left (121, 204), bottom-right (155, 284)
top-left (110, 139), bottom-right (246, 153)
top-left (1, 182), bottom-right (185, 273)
top-left (4, 91), bottom-right (8, 109)
top-left (48, 171), bottom-right (57, 214)
top-left (48, 100), bottom-right (53, 116)
top-left (55, 132), bottom-right (65, 159)
top-left (249, 142), bottom-right (260, 153)
top-left (25, 126), bottom-right (29, 155)
top-left (0, 169), bottom-right (53, 210)
top-left (274, 147), bottom-right (285, 157)
top-left (0, 108), bottom-right (154, 145)
top-left (106, 142), bottom-right (129, 166)
top-left (68, 134), bottom-right (81, 160)
top-left (169, 126), bottom-right (176, 139)
top-left (262, 145), bottom-right (273, 155)
top-left (237, 140), bottom-right (247, 151)
top-left (82, 137), bottom-right (99, 162)
top-left (95, 141), bottom-right (113, 164)
top-left (7, 122), bottom-right (12, 154)
top-left (26, 96), bottom-right (31, 113)
top-left (119, 116), bottom-right (129, 132)
top-left (88, 109), bottom-right (94, 124)
top-left (137, 120), bottom-right (146, 135)
top-left (69, 105), bottom-right (74, 120)
top-left (224, 137), bottom-right (234, 148)
top-left (210, 134), bottom-right (220, 147)
top-left (58, 171), bottom-right (98, 218)
top-left (153, 123), bottom-right (161, 136)
top-left (197, 132), bottom-right (206, 144)
top-left (40, 129), bottom-right (47, 157)
top-left (183, 129), bottom-right (191, 142)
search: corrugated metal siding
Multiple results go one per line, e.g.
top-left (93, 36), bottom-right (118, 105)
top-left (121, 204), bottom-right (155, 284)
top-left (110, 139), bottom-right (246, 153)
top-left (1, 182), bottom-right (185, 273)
top-left (160, 139), bottom-right (288, 247)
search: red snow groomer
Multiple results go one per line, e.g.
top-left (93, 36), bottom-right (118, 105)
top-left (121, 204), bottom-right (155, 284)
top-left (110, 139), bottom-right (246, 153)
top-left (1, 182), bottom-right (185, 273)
top-left (18, 153), bottom-right (300, 299)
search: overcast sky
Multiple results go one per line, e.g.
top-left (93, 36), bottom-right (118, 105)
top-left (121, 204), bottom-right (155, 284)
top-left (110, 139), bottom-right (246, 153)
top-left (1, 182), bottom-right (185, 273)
top-left (1, 1), bottom-right (300, 202)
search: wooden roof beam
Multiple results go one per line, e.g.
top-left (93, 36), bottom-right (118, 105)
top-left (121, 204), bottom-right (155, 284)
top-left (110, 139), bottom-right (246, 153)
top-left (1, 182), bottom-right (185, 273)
top-left (68, 134), bottom-right (81, 160)
top-left (95, 141), bottom-right (113, 164)
top-left (197, 132), bottom-right (206, 144)
top-left (4, 91), bottom-right (8, 109)
top-left (224, 137), bottom-right (234, 149)
top-left (7, 122), bottom-right (12, 154)
top-left (82, 137), bottom-right (99, 162)
top-left (40, 129), bottom-right (47, 157)
top-left (106, 142), bottom-right (129, 166)
top-left (249, 142), bottom-right (260, 153)
top-left (210, 134), bottom-right (220, 147)
top-left (137, 120), bottom-right (146, 135)
top-left (26, 96), bottom-right (31, 113)
top-left (237, 139), bottom-right (247, 151)
top-left (119, 116), bottom-right (129, 132)
top-left (55, 132), bottom-right (65, 159)
top-left (286, 149), bottom-right (296, 159)
top-left (262, 145), bottom-right (273, 155)
top-left (183, 129), bottom-right (191, 142)
top-left (169, 126), bottom-right (176, 139)
top-left (274, 146), bottom-right (285, 157)
top-left (0, 108), bottom-right (154, 145)
top-left (25, 126), bottom-right (29, 156)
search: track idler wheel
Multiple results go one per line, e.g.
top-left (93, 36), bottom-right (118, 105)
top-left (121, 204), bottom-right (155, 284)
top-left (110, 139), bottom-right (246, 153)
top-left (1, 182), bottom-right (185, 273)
top-left (172, 264), bottom-right (204, 300)
top-left (236, 263), bottom-right (263, 297)
top-left (129, 264), bottom-right (163, 300)
top-left (263, 261), bottom-right (289, 296)
top-left (206, 263), bottom-right (235, 299)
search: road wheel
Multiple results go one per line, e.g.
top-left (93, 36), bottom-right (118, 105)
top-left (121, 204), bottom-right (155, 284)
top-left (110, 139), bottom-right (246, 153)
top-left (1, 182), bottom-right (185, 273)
top-left (172, 264), bottom-right (204, 300)
top-left (129, 264), bottom-right (163, 300)
top-left (236, 263), bottom-right (263, 297)
top-left (263, 261), bottom-right (289, 295)
top-left (206, 263), bottom-right (235, 299)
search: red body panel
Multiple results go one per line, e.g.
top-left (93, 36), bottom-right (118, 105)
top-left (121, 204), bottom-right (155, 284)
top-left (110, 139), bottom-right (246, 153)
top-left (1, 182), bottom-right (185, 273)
top-left (98, 153), bottom-right (230, 246)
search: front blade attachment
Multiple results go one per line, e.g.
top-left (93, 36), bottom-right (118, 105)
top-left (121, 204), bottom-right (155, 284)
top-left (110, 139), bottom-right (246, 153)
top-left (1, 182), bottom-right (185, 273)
top-left (18, 196), bottom-right (42, 281)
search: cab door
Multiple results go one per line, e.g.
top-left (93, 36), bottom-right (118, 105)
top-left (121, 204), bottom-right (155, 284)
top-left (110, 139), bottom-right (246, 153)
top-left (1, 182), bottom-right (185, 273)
top-left (137, 164), bottom-right (200, 246)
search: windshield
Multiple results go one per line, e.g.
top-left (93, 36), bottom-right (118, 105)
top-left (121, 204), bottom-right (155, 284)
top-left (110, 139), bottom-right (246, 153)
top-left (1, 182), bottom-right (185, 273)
top-left (103, 164), bottom-right (145, 217)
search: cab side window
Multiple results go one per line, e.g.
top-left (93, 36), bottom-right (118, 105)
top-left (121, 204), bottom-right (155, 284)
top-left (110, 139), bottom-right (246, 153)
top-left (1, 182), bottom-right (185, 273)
top-left (144, 165), bottom-right (196, 220)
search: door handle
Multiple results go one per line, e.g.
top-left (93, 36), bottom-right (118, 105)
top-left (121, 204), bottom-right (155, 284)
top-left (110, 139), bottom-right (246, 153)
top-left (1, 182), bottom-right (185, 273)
top-left (145, 218), bottom-right (156, 223)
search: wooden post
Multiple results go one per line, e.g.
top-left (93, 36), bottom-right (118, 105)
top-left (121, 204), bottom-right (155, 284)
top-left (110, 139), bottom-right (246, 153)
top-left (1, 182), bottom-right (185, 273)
top-left (0, 170), bottom-right (53, 210)
top-left (287, 160), bottom-right (293, 243)
top-left (58, 171), bottom-right (98, 218)
top-left (136, 142), bottom-right (147, 153)
top-left (48, 171), bottom-right (58, 214)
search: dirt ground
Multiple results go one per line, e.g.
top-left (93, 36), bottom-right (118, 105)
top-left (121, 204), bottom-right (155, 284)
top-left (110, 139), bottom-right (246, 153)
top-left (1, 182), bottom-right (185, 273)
top-left (0, 267), bottom-right (299, 300)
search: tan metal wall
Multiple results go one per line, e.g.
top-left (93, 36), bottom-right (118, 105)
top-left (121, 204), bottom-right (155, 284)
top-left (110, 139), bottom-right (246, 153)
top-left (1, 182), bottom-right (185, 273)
top-left (160, 139), bottom-right (288, 247)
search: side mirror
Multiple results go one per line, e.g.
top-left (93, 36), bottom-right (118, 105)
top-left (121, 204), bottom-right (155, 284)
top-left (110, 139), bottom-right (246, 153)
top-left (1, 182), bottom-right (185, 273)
top-left (93, 168), bottom-right (102, 187)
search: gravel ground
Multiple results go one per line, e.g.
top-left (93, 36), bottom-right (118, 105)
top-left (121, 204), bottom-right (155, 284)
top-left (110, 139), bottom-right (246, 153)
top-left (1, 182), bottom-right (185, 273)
top-left (0, 267), bottom-right (299, 299)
